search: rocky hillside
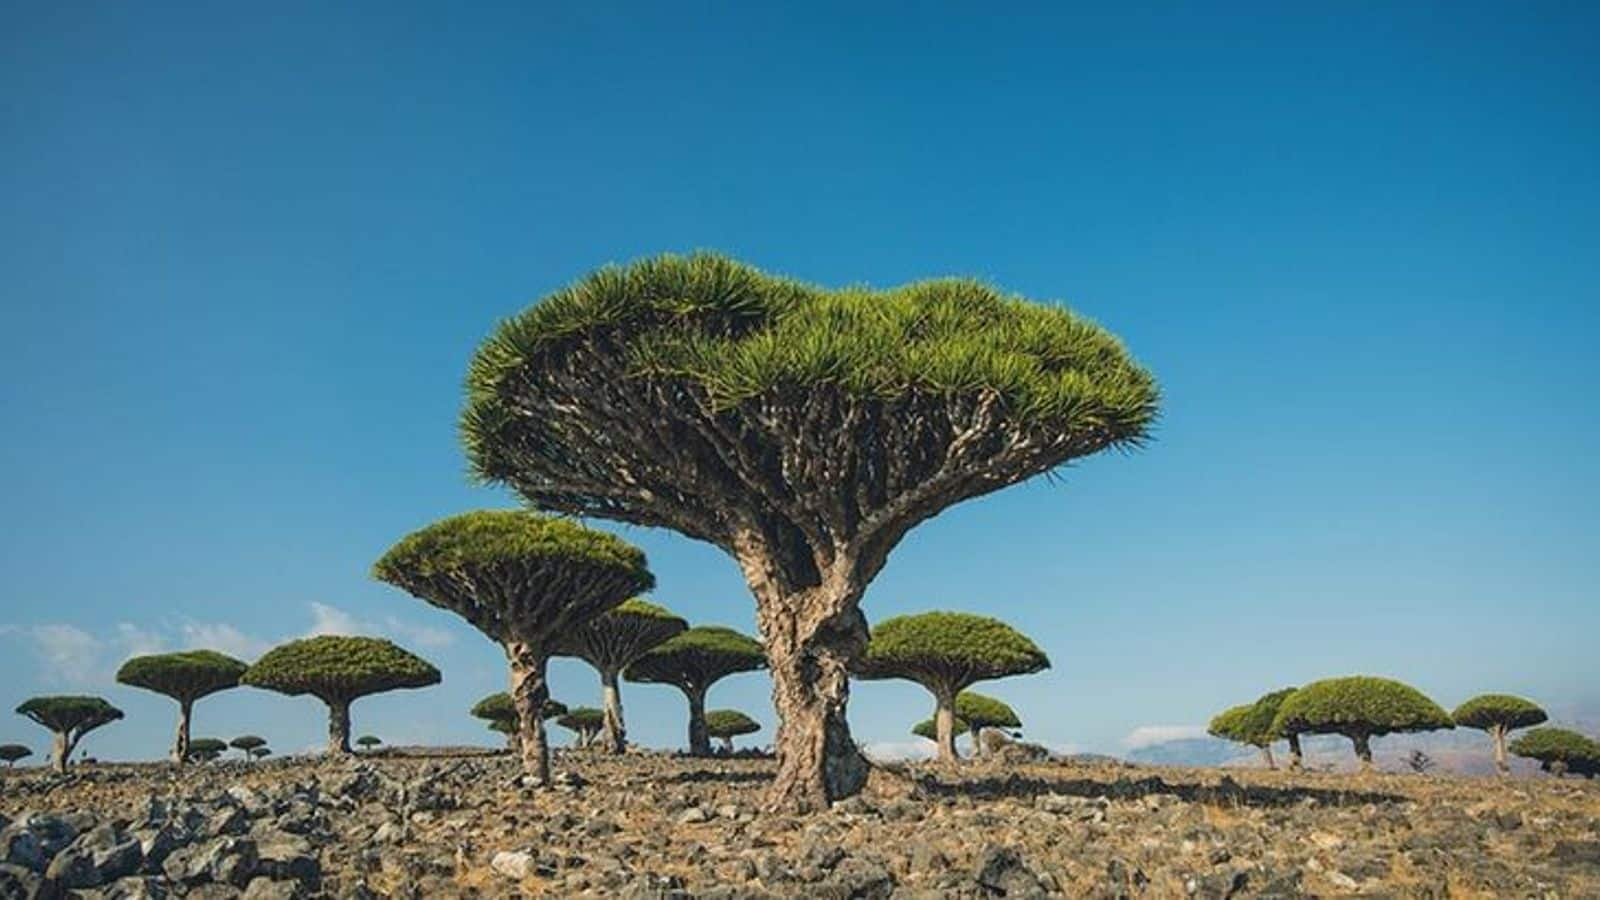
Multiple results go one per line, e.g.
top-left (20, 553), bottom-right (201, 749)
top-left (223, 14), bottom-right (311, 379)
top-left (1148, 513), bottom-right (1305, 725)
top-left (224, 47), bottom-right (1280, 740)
top-left (2, 749), bottom-right (1597, 897)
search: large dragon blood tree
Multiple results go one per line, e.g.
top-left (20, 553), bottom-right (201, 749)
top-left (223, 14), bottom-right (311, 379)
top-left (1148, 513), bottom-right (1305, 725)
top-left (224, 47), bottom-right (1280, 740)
top-left (625, 625), bottom-right (767, 756)
top-left (373, 509), bottom-right (653, 784)
top-left (552, 598), bottom-right (687, 754)
top-left (15, 696), bottom-right (123, 773)
top-left (116, 649), bottom-right (248, 764)
top-left (461, 253), bottom-right (1158, 810)
top-left (242, 636), bottom-right (439, 755)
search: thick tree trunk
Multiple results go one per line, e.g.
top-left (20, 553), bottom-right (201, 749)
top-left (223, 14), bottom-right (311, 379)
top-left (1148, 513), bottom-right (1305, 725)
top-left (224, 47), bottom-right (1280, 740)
top-left (1492, 725), bottom-right (1509, 776)
top-left (933, 689), bottom-right (960, 763)
top-left (686, 686), bottom-right (710, 757)
top-left (1351, 732), bottom-right (1373, 772)
top-left (1260, 744), bottom-right (1276, 770)
top-left (51, 731), bottom-right (70, 774)
top-left (327, 698), bottom-right (352, 755)
top-left (758, 595), bottom-right (870, 813)
top-left (1287, 733), bottom-right (1303, 771)
top-left (172, 700), bottom-right (193, 765)
top-left (721, 736), bottom-right (734, 754)
top-left (600, 668), bottom-right (626, 754)
top-left (508, 641), bottom-right (552, 785)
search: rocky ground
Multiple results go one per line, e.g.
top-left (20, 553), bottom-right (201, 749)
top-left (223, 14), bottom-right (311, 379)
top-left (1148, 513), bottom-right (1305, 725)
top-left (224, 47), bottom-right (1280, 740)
top-left (2, 749), bottom-right (1597, 898)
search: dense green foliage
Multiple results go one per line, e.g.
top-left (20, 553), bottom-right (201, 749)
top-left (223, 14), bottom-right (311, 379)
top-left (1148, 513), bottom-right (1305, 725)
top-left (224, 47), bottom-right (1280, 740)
top-left (1452, 694), bottom-right (1548, 732)
top-left (241, 636), bottom-right (440, 701)
top-left (857, 612), bottom-right (1050, 691)
top-left (230, 735), bottom-right (266, 753)
top-left (556, 707), bottom-right (604, 734)
top-left (953, 691), bottom-right (1022, 730)
top-left (705, 709), bottom-right (761, 739)
top-left (1509, 728), bottom-right (1600, 775)
top-left (625, 625), bottom-right (766, 688)
top-left (553, 598), bottom-right (687, 669)
top-left (16, 696), bottom-right (124, 735)
top-left (1211, 688), bottom-right (1296, 747)
top-left (186, 738), bottom-right (227, 761)
top-left (463, 254), bottom-right (1158, 478)
top-left (115, 650), bottom-right (248, 703)
top-left (0, 745), bottom-right (31, 766)
top-left (472, 692), bottom-right (565, 724)
top-left (1272, 677), bottom-right (1452, 738)
top-left (912, 717), bottom-right (969, 741)
top-left (356, 735), bottom-right (382, 749)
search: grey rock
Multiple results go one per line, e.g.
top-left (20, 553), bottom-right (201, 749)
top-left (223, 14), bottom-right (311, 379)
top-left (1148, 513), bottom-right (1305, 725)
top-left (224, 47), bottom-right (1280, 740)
top-left (817, 856), bottom-right (894, 899)
top-left (490, 850), bottom-right (535, 880)
top-left (676, 807), bottom-right (709, 825)
top-left (206, 807), bottom-right (249, 838)
top-left (134, 822), bottom-right (189, 874)
top-left (17, 812), bottom-right (78, 858)
top-left (164, 837), bottom-right (259, 887)
top-left (0, 828), bottom-right (45, 872)
top-left (974, 845), bottom-right (1046, 898)
top-left (256, 836), bottom-right (320, 883)
top-left (49, 823), bottom-right (143, 887)
top-left (241, 877), bottom-right (307, 900)
top-left (103, 876), bottom-right (171, 899)
top-left (0, 863), bottom-right (43, 900)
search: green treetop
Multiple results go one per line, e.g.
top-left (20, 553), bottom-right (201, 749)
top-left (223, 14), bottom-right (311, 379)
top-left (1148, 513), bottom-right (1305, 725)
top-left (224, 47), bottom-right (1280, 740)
top-left (0, 744), bottom-right (32, 767)
top-left (553, 598), bottom-right (686, 754)
top-left (556, 707), bottom-right (605, 748)
top-left (1452, 694), bottom-right (1549, 776)
top-left (374, 509), bottom-right (652, 786)
top-left (461, 253), bottom-right (1157, 812)
top-left (913, 717), bottom-right (969, 741)
top-left (1209, 687), bottom-right (1297, 770)
top-left (705, 709), bottom-right (761, 752)
top-left (186, 737), bottom-right (227, 762)
top-left (474, 692), bottom-right (566, 748)
top-left (1272, 676), bottom-right (1452, 772)
top-left (116, 650), bottom-right (249, 765)
top-left (356, 735), bottom-right (382, 751)
top-left (1509, 727), bottom-right (1600, 778)
top-left (625, 625), bottom-right (766, 756)
top-left (953, 691), bottom-right (1023, 755)
top-left (856, 612), bottom-right (1048, 763)
top-left (230, 735), bottom-right (267, 759)
top-left (250, 747), bottom-right (272, 760)
top-left (16, 696), bottom-right (123, 773)
top-left (242, 635), bottom-right (439, 755)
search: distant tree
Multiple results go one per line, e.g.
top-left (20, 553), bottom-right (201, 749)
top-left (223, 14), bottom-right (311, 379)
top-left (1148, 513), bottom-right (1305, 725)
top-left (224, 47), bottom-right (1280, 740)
top-left (242, 635), bottom-right (439, 754)
top-left (116, 650), bottom-right (248, 765)
top-left (1452, 694), bottom-right (1549, 776)
top-left (555, 707), bottom-right (604, 748)
top-left (855, 612), bottom-right (1049, 762)
top-left (1509, 727), bottom-right (1600, 778)
top-left (1406, 749), bottom-right (1435, 774)
top-left (705, 710), bottom-right (761, 753)
top-left (230, 735), bottom-right (267, 760)
top-left (356, 735), bottom-right (382, 752)
top-left (1272, 677), bottom-right (1453, 772)
top-left (16, 696), bottom-right (123, 773)
top-left (250, 747), bottom-right (272, 760)
top-left (472, 692), bottom-right (566, 752)
top-left (0, 744), bottom-right (31, 768)
top-left (953, 691), bottom-right (1024, 756)
top-left (912, 716), bottom-right (969, 741)
top-left (461, 254), bottom-right (1159, 811)
top-left (373, 510), bottom-right (652, 786)
top-left (186, 737), bottom-right (227, 763)
top-left (625, 625), bottom-right (766, 756)
top-left (1208, 687), bottom-right (1297, 770)
top-left (554, 599), bottom-right (686, 754)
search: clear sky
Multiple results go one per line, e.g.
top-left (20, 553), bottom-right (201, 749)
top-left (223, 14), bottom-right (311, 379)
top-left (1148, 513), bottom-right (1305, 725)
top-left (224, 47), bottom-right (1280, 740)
top-left (2, 3), bottom-right (1596, 762)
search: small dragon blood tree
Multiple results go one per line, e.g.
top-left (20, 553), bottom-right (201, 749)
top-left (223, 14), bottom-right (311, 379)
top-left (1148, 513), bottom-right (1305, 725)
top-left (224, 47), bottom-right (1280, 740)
top-left (625, 625), bottom-right (766, 756)
top-left (0, 744), bottom-right (32, 768)
top-left (472, 692), bottom-right (566, 751)
top-left (556, 707), bottom-right (604, 747)
top-left (705, 709), bottom-right (761, 753)
top-left (116, 649), bottom-right (248, 764)
top-left (553, 598), bottom-right (686, 754)
top-left (1209, 687), bottom-right (1297, 770)
top-left (1510, 727), bottom-right (1600, 778)
top-left (230, 735), bottom-right (267, 760)
top-left (856, 612), bottom-right (1049, 763)
top-left (1452, 694), bottom-right (1548, 776)
top-left (242, 636), bottom-right (439, 755)
top-left (373, 509), bottom-right (652, 785)
top-left (461, 254), bottom-right (1157, 810)
top-left (1272, 676), bottom-right (1452, 772)
top-left (15, 696), bottom-right (123, 773)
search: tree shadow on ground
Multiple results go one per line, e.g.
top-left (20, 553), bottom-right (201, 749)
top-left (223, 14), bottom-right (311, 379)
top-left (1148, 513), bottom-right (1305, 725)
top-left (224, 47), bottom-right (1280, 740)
top-left (901, 770), bottom-right (1406, 808)
top-left (656, 768), bottom-right (774, 786)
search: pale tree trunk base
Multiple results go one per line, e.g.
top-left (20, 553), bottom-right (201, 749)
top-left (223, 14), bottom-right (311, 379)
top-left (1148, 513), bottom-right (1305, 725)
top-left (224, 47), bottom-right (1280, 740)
top-left (933, 691), bottom-right (959, 763)
top-left (720, 736), bottom-right (734, 754)
top-left (1260, 745), bottom-right (1276, 771)
top-left (508, 642), bottom-right (552, 786)
top-left (761, 601), bottom-right (870, 813)
top-left (600, 669), bottom-right (626, 755)
top-left (327, 699), bottom-right (352, 755)
top-left (173, 700), bottom-right (193, 765)
top-left (51, 732), bottom-right (71, 774)
top-left (1492, 726), bottom-right (1509, 776)
top-left (686, 687), bottom-right (710, 757)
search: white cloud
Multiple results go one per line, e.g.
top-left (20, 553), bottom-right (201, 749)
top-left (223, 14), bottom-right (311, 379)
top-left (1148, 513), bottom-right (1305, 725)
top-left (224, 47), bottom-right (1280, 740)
top-left (14, 624), bottom-right (102, 685)
top-left (115, 623), bottom-right (168, 657)
top-left (307, 602), bottom-right (363, 637)
top-left (861, 740), bottom-right (937, 762)
top-left (180, 623), bottom-right (271, 660)
top-left (1122, 725), bottom-right (1209, 750)
top-left (307, 602), bottom-right (454, 649)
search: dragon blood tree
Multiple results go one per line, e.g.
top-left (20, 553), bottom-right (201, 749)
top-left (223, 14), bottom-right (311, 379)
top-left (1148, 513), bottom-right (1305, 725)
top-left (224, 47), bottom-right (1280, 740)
top-left (913, 717), bottom-right (968, 742)
top-left (1510, 727), bottom-right (1600, 778)
top-left (856, 612), bottom-right (1049, 763)
top-left (472, 692), bottom-right (567, 751)
top-left (1272, 676), bottom-right (1452, 772)
top-left (625, 625), bottom-right (767, 756)
top-left (553, 598), bottom-right (686, 754)
top-left (1452, 694), bottom-right (1549, 776)
top-left (230, 735), bottom-right (267, 760)
top-left (0, 744), bottom-right (32, 768)
top-left (116, 650), bottom-right (248, 764)
top-left (242, 636), bottom-right (439, 755)
top-left (186, 738), bottom-right (227, 763)
top-left (706, 710), bottom-right (761, 753)
top-left (16, 696), bottom-right (123, 773)
top-left (373, 510), bottom-right (652, 784)
top-left (952, 691), bottom-right (1023, 756)
top-left (1208, 687), bottom-right (1297, 770)
top-left (556, 707), bottom-right (604, 747)
top-left (461, 254), bottom-right (1158, 810)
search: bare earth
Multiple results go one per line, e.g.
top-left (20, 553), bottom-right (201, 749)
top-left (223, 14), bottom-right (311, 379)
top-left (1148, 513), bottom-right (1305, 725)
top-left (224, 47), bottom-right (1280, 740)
top-left (2, 750), bottom-right (1597, 898)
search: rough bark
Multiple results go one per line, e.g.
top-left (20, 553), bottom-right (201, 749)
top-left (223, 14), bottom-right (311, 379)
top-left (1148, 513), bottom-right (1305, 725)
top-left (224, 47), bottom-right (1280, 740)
top-left (1259, 744), bottom-right (1276, 771)
top-left (933, 688), bottom-right (960, 763)
top-left (1287, 733), bottom-right (1303, 771)
top-left (686, 686), bottom-right (710, 757)
top-left (720, 736), bottom-right (734, 753)
top-left (1352, 732), bottom-right (1374, 771)
top-left (1492, 725), bottom-right (1509, 776)
top-left (172, 700), bottom-right (193, 765)
top-left (508, 641), bottom-right (552, 785)
top-left (600, 668), bottom-right (626, 754)
top-left (51, 731), bottom-right (70, 774)
top-left (326, 698), bottom-right (352, 755)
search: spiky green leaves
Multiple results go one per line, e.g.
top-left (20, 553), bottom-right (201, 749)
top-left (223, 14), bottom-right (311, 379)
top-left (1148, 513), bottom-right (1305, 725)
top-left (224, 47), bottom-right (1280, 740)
top-left (856, 612), bottom-right (1049, 696)
top-left (116, 650), bottom-right (249, 704)
top-left (374, 510), bottom-right (654, 645)
top-left (241, 636), bottom-right (440, 703)
top-left (1210, 688), bottom-right (1296, 748)
top-left (705, 709), bottom-right (761, 739)
top-left (624, 625), bottom-right (766, 692)
top-left (553, 598), bottom-right (687, 673)
top-left (1272, 677), bottom-right (1452, 739)
top-left (16, 696), bottom-right (124, 736)
top-left (1510, 728), bottom-right (1600, 775)
top-left (472, 692), bottom-right (565, 728)
top-left (954, 692), bottom-right (1023, 731)
top-left (1452, 694), bottom-right (1548, 733)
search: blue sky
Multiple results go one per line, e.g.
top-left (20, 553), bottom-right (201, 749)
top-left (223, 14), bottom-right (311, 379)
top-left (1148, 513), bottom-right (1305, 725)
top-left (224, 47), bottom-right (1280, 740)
top-left (2, 3), bottom-right (1596, 762)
